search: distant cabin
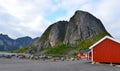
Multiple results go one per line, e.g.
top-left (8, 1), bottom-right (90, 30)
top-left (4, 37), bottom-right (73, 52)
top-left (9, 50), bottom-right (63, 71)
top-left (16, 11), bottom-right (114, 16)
top-left (77, 49), bottom-right (91, 60)
top-left (89, 36), bottom-right (120, 63)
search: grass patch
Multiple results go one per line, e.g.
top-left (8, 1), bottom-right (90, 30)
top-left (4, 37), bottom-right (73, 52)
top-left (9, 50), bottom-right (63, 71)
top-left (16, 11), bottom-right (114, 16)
top-left (12, 32), bottom-right (110, 56)
top-left (76, 32), bottom-right (109, 50)
top-left (45, 44), bottom-right (76, 55)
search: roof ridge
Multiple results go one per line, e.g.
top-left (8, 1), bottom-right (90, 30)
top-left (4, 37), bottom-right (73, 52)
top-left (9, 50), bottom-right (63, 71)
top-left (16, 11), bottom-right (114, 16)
top-left (89, 36), bottom-right (120, 49)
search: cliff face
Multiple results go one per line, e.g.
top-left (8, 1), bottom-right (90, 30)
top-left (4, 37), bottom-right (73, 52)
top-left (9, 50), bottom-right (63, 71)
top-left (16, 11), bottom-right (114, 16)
top-left (49, 21), bottom-right (68, 47)
top-left (25, 10), bottom-right (110, 53)
top-left (29, 21), bottom-right (68, 53)
top-left (63, 11), bottom-right (109, 46)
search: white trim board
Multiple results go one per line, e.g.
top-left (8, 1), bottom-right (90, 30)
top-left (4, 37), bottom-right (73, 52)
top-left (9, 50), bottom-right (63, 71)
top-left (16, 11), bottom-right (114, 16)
top-left (89, 36), bottom-right (120, 49)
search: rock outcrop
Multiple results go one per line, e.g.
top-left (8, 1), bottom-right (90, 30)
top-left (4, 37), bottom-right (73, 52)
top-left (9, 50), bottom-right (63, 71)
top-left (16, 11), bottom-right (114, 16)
top-left (29, 21), bottom-right (68, 53)
top-left (63, 10), bottom-right (109, 46)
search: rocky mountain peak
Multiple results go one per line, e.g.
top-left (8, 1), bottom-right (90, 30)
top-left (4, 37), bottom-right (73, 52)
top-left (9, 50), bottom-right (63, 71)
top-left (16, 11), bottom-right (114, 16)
top-left (32, 21), bottom-right (68, 51)
top-left (74, 10), bottom-right (88, 16)
top-left (63, 10), bottom-right (109, 46)
top-left (22, 10), bottom-right (110, 54)
top-left (49, 21), bottom-right (68, 47)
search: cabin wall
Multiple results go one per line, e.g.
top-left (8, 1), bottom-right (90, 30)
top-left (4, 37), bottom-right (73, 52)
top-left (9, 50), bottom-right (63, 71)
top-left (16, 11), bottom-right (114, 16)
top-left (93, 38), bottom-right (120, 63)
top-left (77, 52), bottom-right (91, 60)
top-left (77, 53), bottom-right (85, 59)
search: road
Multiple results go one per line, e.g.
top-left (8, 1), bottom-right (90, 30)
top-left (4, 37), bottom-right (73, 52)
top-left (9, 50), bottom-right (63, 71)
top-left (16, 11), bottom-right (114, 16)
top-left (0, 59), bottom-right (120, 71)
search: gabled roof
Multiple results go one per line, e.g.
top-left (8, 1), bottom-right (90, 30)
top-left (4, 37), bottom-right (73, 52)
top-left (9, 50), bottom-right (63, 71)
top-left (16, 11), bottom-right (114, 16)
top-left (89, 36), bottom-right (120, 49)
top-left (79, 49), bottom-right (91, 53)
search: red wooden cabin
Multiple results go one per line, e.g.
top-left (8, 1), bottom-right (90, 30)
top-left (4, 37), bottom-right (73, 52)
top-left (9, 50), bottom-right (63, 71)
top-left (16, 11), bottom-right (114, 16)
top-left (77, 49), bottom-right (91, 60)
top-left (89, 36), bottom-right (120, 63)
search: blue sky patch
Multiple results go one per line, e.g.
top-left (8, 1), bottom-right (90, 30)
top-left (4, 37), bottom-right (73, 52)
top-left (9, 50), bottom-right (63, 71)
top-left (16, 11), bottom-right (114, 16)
top-left (45, 9), bottom-right (67, 23)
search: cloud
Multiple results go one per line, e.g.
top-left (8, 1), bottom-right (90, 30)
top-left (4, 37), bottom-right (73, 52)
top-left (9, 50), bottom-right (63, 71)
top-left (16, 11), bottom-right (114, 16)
top-left (0, 0), bottom-right (119, 40)
top-left (93, 0), bottom-right (120, 39)
top-left (0, 0), bottom-right (52, 38)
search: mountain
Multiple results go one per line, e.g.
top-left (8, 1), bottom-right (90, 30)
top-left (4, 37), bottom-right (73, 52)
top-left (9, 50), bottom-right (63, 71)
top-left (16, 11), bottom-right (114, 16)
top-left (0, 34), bottom-right (38, 51)
top-left (28, 21), bottom-right (68, 53)
top-left (14, 36), bottom-right (38, 49)
top-left (63, 10), bottom-right (110, 46)
top-left (0, 34), bottom-right (14, 50)
top-left (17, 10), bottom-right (111, 55)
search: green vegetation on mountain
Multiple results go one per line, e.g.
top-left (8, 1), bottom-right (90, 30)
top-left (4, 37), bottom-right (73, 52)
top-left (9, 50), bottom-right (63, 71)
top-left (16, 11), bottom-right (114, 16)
top-left (45, 32), bottom-right (109, 55)
top-left (15, 32), bottom-right (109, 56)
top-left (76, 32), bottom-right (109, 50)
top-left (45, 44), bottom-right (72, 55)
top-left (13, 10), bottom-right (111, 56)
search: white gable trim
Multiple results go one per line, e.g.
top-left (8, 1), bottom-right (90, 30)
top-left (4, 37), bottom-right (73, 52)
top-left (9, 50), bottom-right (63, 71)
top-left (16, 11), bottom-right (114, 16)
top-left (89, 36), bottom-right (120, 49)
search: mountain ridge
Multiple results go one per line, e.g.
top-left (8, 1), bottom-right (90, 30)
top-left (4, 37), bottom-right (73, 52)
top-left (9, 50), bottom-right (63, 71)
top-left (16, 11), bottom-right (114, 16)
top-left (15, 10), bottom-right (111, 55)
top-left (0, 33), bottom-right (38, 51)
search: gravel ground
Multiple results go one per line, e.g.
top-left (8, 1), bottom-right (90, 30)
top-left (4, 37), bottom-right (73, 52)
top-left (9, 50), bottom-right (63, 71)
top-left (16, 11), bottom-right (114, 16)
top-left (0, 58), bottom-right (120, 71)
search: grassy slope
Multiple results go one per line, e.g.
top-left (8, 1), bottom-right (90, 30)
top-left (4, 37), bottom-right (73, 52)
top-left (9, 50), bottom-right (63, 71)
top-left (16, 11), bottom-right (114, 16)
top-left (45, 32), bottom-right (108, 55)
top-left (13, 32), bottom-right (109, 56)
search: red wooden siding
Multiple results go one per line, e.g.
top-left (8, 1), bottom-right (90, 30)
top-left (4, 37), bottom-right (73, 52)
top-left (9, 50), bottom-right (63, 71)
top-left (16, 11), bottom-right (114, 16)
top-left (77, 53), bottom-right (85, 59)
top-left (93, 38), bottom-right (120, 63)
top-left (77, 52), bottom-right (91, 60)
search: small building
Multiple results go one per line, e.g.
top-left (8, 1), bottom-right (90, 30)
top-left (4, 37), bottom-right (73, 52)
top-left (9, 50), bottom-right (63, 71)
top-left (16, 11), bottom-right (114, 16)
top-left (89, 36), bottom-right (120, 63)
top-left (77, 49), bottom-right (91, 60)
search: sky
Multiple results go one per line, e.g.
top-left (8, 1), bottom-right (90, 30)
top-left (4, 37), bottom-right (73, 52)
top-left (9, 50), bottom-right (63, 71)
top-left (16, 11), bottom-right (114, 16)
top-left (0, 0), bottom-right (120, 40)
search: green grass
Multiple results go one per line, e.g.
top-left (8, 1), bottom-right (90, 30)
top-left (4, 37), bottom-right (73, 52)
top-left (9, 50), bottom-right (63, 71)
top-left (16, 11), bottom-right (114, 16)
top-left (12, 45), bottom-right (35, 53)
top-left (76, 32), bottom-right (109, 50)
top-left (13, 32), bottom-right (109, 56)
top-left (45, 32), bottom-right (109, 56)
top-left (13, 47), bottom-right (29, 53)
top-left (45, 44), bottom-right (75, 55)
